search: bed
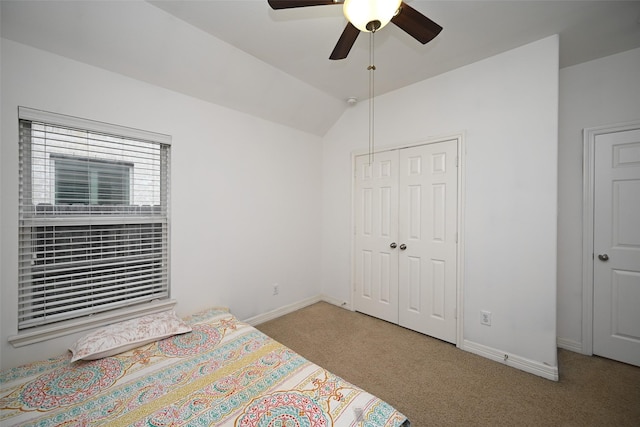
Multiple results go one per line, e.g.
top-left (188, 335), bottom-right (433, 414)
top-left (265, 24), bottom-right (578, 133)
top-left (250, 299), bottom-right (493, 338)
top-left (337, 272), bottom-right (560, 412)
top-left (1, 307), bottom-right (409, 426)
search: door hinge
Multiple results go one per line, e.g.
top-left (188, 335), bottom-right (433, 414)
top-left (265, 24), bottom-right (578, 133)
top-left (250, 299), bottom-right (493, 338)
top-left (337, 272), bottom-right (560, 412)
top-left (455, 156), bottom-right (459, 167)
top-left (455, 232), bottom-right (458, 244)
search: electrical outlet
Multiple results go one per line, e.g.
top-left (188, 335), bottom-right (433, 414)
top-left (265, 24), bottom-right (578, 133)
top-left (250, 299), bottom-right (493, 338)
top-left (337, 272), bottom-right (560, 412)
top-left (272, 284), bottom-right (279, 296)
top-left (481, 310), bottom-right (492, 326)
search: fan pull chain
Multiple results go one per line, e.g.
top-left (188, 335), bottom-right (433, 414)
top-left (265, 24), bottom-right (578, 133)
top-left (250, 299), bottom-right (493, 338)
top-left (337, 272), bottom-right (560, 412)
top-left (367, 29), bottom-right (376, 165)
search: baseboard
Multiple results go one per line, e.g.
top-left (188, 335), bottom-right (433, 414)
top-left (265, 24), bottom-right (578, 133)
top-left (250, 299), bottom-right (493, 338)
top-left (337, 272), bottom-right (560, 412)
top-left (462, 339), bottom-right (559, 381)
top-left (320, 294), bottom-right (351, 310)
top-left (557, 337), bottom-right (584, 354)
top-left (243, 295), bottom-right (322, 326)
top-left (243, 295), bottom-right (351, 326)
top-left (246, 299), bottom-right (559, 382)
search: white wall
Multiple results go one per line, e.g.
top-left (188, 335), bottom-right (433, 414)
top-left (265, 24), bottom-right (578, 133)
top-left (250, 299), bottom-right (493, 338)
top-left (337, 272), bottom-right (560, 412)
top-left (7, 31), bottom-right (626, 377)
top-left (0, 39), bottom-right (323, 369)
top-left (557, 47), bottom-right (640, 352)
top-left (321, 36), bottom-right (559, 378)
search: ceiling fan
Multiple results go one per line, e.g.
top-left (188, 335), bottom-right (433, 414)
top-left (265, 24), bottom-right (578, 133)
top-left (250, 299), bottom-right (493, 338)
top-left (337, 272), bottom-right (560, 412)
top-left (267, 0), bottom-right (443, 60)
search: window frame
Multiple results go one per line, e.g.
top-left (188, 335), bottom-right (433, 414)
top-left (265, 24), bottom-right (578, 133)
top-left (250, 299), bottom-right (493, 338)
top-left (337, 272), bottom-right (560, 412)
top-left (10, 107), bottom-right (173, 346)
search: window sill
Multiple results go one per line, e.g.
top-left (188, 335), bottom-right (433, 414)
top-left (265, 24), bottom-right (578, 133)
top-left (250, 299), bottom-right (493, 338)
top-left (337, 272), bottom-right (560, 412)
top-left (8, 299), bottom-right (177, 348)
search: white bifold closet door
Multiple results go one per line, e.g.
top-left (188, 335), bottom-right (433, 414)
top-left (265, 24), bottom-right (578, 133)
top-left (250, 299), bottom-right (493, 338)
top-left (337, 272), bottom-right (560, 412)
top-left (354, 140), bottom-right (458, 344)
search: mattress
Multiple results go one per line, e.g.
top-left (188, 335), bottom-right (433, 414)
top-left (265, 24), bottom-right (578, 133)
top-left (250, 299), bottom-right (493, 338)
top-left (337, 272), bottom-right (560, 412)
top-left (1, 307), bottom-right (409, 426)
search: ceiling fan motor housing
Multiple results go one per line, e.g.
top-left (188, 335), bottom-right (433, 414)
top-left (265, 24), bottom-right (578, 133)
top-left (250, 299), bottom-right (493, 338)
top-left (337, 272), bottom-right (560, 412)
top-left (365, 20), bottom-right (381, 32)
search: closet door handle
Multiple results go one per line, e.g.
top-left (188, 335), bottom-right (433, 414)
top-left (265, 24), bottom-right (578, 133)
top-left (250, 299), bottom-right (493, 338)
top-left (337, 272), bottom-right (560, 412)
top-left (390, 242), bottom-right (397, 249)
top-left (399, 244), bottom-right (407, 250)
top-left (598, 254), bottom-right (609, 261)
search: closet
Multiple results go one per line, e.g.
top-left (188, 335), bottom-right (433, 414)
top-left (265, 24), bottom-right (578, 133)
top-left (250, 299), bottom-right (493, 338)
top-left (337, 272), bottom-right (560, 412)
top-left (353, 139), bottom-right (458, 343)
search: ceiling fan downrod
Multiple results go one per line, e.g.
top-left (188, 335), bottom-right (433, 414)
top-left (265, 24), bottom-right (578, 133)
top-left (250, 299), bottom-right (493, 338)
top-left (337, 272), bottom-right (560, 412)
top-left (368, 29), bottom-right (376, 164)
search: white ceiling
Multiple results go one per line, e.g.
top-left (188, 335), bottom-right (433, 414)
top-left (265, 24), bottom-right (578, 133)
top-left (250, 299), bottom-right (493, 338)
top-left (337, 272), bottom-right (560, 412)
top-left (2, 1), bottom-right (640, 136)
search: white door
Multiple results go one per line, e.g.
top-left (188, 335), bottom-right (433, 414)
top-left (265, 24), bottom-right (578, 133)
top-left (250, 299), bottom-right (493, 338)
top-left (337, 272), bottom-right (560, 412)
top-left (354, 150), bottom-right (400, 324)
top-left (398, 141), bottom-right (458, 343)
top-left (593, 128), bottom-right (640, 367)
top-left (353, 141), bottom-right (458, 343)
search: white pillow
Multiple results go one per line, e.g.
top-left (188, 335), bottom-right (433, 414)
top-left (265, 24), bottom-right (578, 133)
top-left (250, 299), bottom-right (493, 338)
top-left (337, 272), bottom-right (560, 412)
top-left (69, 310), bottom-right (192, 362)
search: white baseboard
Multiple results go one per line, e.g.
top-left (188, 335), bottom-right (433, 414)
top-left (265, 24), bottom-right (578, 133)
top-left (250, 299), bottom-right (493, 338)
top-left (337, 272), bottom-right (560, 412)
top-left (243, 295), bottom-right (351, 326)
top-left (320, 294), bottom-right (351, 310)
top-left (462, 339), bottom-right (559, 381)
top-left (243, 295), bottom-right (322, 326)
top-left (245, 298), bottom-right (560, 382)
top-left (557, 337), bottom-right (585, 354)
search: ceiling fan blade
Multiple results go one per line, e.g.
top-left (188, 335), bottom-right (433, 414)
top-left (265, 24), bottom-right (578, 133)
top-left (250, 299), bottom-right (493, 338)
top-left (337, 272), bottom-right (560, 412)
top-left (329, 22), bottom-right (360, 60)
top-left (268, 0), bottom-right (340, 10)
top-left (391, 1), bottom-right (442, 44)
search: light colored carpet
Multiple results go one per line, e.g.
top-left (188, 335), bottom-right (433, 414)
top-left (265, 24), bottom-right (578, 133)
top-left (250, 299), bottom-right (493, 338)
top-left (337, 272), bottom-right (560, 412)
top-left (256, 301), bottom-right (640, 426)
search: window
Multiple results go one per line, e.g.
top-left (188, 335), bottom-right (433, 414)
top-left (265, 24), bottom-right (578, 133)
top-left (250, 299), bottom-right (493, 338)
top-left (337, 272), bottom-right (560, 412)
top-left (53, 155), bottom-right (132, 206)
top-left (18, 107), bottom-right (171, 330)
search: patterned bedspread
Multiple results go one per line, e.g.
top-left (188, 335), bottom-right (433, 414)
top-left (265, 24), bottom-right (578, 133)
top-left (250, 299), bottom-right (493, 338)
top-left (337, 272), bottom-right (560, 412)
top-left (1, 307), bottom-right (408, 426)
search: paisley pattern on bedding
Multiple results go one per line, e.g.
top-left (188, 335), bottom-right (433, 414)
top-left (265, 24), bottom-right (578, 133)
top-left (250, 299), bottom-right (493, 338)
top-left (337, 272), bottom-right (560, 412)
top-left (0, 307), bottom-right (407, 427)
top-left (18, 357), bottom-right (124, 410)
top-left (158, 323), bottom-right (222, 357)
top-left (237, 392), bottom-right (329, 426)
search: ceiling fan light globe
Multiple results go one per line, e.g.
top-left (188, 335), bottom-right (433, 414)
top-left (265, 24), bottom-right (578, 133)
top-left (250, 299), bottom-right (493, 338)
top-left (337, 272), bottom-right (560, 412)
top-left (343, 0), bottom-right (402, 33)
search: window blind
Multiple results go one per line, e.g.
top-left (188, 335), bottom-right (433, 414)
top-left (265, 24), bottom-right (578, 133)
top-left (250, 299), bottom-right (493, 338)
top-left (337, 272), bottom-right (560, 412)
top-left (18, 107), bottom-right (171, 330)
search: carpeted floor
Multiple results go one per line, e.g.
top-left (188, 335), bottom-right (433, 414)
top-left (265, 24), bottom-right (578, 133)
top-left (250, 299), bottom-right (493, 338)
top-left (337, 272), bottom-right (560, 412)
top-left (256, 301), bottom-right (640, 426)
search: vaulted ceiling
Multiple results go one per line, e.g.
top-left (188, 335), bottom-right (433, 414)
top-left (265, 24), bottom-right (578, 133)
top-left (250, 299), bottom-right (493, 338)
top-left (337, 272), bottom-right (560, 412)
top-left (2, 1), bottom-right (640, 136)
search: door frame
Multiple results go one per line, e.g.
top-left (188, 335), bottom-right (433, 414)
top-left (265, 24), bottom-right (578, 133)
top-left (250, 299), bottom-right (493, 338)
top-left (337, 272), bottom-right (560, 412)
top-left (350, 133), bottom-right (466, 348)
top-left (581, 120), bottom-right (640, 356)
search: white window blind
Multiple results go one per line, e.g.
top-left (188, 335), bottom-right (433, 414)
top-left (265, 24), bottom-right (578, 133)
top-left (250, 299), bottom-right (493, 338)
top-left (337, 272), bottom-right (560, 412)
top-left (18, 107), bottom-right (171, 330)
